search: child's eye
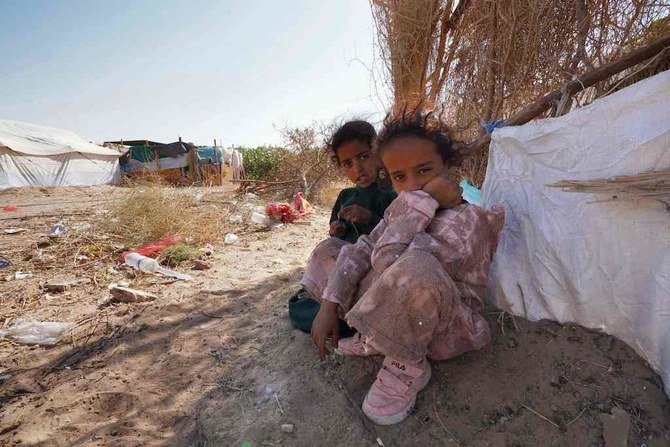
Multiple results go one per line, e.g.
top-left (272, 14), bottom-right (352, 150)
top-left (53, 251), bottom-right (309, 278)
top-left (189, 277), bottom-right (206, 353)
top-left (419, 168), bottom-right (431, 174)
top-left (343, 161), bottom-right (352, 168)
top-left (393, 175), bottom-right (405, 181)
top-left (359, 154), bottom-right (369, 160)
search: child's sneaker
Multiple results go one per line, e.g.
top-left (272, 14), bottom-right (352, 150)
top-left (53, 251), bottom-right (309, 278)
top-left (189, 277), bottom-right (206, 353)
top-left (362, 356), bottom-right (432, 425)
top-left (334, 333), bottom-right (379, 357)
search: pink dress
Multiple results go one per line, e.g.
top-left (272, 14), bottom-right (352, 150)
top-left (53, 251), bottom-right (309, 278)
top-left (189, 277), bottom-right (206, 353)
top-left (302, 190), bottom-right (504, 363)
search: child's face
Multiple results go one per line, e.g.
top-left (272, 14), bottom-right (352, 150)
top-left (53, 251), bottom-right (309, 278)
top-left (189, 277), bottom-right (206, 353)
top-left (381, 136), bottom-right (446, 193)
top-left (337, 140), bottom-right (379, 188)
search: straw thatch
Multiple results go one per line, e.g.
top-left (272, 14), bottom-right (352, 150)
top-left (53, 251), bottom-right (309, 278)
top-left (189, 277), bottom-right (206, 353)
top-left (371, 0), bottom-right (670, 185)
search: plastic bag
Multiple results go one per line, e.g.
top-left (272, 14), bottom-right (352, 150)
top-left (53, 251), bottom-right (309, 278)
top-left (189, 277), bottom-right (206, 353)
top-left (266, 202), bottom-right (301, 223)
top-left (0, 320), bottom-right (74, 346)
top-left (293, 192), bottom-right (313, 215)
top-left (120, 235), bottom-right (183, 261)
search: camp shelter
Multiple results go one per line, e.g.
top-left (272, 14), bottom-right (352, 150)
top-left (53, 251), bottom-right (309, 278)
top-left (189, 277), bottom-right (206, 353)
top-left (481, 70), bottom-right (670, 397)
top-left (107, 139), bottom-right (198, 184)
top-left (0, 120), bottom-right (124, 189)
top-left (193, 146), bottom-right (225, 185)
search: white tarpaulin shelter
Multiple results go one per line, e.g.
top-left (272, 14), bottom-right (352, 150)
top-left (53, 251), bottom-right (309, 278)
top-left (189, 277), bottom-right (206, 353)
top-left (482, 70), bottom-right (670, 397)
top-left (0, 120), bottom-right (123, 189)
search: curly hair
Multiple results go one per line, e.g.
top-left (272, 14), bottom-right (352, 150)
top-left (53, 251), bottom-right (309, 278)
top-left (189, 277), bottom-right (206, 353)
top-left (377, 109), bottom-right (466, 167)
top-left (327, 120), bottom-right (377, 164)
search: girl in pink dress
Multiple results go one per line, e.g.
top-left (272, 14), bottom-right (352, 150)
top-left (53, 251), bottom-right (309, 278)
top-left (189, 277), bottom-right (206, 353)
top-left (302, 110), bottom-right (504, 425)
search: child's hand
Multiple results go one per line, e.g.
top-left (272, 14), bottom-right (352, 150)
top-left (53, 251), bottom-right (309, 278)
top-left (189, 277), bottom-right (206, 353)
top-left (311, 300), bottom-right (340, 361)
top-left (339, 205), bottom-right (372, 225)
top-left (329, 221), bottom-right (346, 237)
top-left (423, 175), bottom-right (463, 209)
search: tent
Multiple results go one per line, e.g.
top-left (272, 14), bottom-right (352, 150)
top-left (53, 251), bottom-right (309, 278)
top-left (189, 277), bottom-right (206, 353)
top-left (481, 70), bottom-right (670, 396)
top-left (0, 120), bottom-right (124, 189)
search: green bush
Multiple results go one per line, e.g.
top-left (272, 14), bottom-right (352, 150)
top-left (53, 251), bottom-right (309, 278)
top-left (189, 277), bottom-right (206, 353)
top-left (240, 146), bottom-right (281, 181)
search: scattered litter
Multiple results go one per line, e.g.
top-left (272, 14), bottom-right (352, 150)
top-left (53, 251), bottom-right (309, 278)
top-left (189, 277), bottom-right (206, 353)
top-left (0, 320), bottom-right (74, 346)
top-left (293, 192), bottom-right (313, 214)
top-left (193, 260), bottom-right (211, 270)
top-left (200, 244), bottom-right (215, 256)
top-left (100, 285), bottom-right (158, 306)
top-left (263, 386), bottom-right (274, 395)
top-left (3, 228), bottom-right (28, 235)
top-left (224, 233), bottom-right (239, 245)
top-left (124, 252), bottom-right (193, 281)
top-left (47, 222), bottom-right (68, 238)
top-left (194, 192), bottom-right (204, 201)
top-left (600, 407), bottom-right (630, 447)
top-left (280, 424), bottom-right (294, 434)
top-left (13, 271), bottom-right (32, 280)
top-left (228, 214), bottom-right (243, 223)
top-left (2, 205), bottom-right (18, 212)
top-left (266, 202), bottom-right (301, 223)
top-left (245, 193), bottom-right (259, 200)
top-left (0, 256), bottom-right (9, 269)
top-left (251, 212), bottom-right (283, 229)
top-left (123, 235), bottom-right (183, 260)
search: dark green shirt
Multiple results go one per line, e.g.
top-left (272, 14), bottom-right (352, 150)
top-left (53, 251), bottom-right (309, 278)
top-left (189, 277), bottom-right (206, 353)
top-left (330, 182), bottom-right (397, 244)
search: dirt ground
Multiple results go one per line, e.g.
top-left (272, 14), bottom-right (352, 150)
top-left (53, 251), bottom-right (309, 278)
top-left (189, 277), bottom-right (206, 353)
top-left (1, 185), bottom-right (669, 447)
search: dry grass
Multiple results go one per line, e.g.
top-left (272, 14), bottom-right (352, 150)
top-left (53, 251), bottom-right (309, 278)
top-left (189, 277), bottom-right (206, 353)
top-left (107, 186), bottom-right (225, 247)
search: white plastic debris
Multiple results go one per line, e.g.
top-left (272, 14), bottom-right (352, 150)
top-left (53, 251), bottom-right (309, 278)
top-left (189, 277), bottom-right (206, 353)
top-left (47, 222), bottom-right (67, 238)
top-left (228, 214), bottom-right (243, 224)
top-left (251, 212), bottom-right (283, 229)
top-left (224, 233), bottom-right (239, 245)
top-left (3, 228), bottom-right (28, 235)
top-left (13, 271), bottom-right (32, 280)
top-left (0, 320), bottom-right (74, 346)
top-left (123, 252), bottom-right (193, 281)
top-left (280, 424), bottom-right (294, 433)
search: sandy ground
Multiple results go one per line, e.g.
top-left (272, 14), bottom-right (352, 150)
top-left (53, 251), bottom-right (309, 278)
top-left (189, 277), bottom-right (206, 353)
top-left (0, 185), bottom-right (669, 447)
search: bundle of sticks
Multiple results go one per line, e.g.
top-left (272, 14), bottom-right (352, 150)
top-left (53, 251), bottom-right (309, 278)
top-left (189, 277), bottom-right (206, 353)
top-left (546, 169), bottom-right (670, 204)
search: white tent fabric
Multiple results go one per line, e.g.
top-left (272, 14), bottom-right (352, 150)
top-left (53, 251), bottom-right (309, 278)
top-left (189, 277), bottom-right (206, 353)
top-left (0, 120), bottom-right (121, 156)
top-left (481, 70), bottom-right (670, 397)
top-left (0, 120), bottom-right (122, 189)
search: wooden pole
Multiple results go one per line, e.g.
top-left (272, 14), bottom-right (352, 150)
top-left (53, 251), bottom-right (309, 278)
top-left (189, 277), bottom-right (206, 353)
top-left (468, 34), bottom-right (670, 156)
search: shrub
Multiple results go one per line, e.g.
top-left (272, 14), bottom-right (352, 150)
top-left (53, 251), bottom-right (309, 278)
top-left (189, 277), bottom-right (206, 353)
top-left (239, 146), bottom-right (281, 181)
top-left (107, 186), bottom-right (223, 247)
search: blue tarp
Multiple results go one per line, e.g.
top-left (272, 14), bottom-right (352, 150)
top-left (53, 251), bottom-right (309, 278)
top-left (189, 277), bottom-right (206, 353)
top-left (460, 179), bottom-right (482, 206)
top-left (196, 146), bottom-right (223, 164)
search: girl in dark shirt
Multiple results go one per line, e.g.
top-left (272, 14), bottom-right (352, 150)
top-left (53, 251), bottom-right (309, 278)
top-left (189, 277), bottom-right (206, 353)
top-left (327, 120), bottom-right (396, 243)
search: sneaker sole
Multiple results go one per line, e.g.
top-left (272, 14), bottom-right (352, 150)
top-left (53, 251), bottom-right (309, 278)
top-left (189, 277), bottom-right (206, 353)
top-left (362, 364), bottom-right (432, 426)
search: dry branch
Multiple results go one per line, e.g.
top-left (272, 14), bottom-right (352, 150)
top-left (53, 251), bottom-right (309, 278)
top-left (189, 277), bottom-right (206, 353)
top-left (546, 169), bottom-right (670, 203)
top-left (468, 34), bottom-right (670, 156)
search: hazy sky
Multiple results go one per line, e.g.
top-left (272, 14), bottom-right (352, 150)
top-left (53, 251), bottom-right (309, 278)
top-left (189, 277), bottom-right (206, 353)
top-left (0, 0), bottom-right (387, 147)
